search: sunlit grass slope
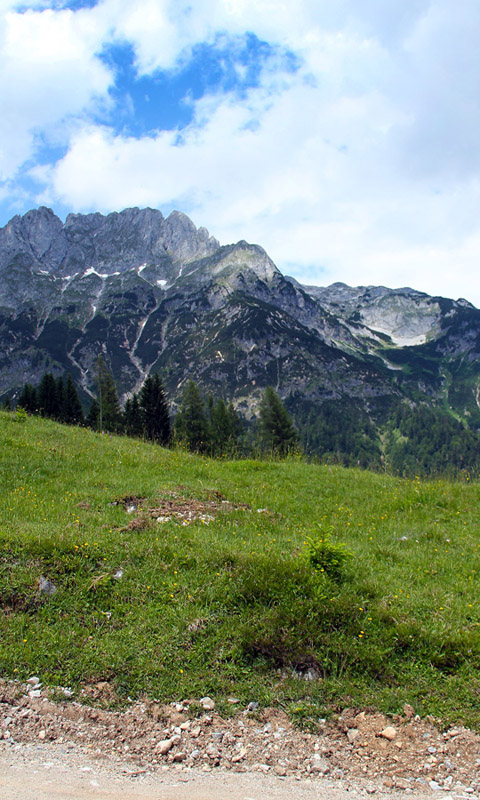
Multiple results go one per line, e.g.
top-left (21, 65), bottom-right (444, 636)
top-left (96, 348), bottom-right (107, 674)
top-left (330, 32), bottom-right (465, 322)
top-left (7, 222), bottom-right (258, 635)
top-left (1, 411), bottom-right (480, 728)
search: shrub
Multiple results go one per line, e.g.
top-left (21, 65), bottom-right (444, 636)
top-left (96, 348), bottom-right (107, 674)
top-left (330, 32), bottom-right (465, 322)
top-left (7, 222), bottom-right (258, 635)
top-left (304, 527), bottom-right (352, 581)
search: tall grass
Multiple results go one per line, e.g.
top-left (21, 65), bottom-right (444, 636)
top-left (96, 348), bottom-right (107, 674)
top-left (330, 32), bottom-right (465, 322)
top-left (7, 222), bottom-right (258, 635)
top-left (1, 411), bottom-right (479, 727)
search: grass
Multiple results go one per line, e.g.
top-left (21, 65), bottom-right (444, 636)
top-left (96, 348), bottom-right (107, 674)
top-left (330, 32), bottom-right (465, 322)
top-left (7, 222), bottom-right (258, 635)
top-left (1, 410), bottom-right (480, 728)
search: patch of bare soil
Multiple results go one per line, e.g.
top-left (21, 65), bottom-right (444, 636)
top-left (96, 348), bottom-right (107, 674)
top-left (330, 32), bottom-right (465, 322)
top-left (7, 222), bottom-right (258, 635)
top-left (111, 490), bottom-right (252, 531)
top-left (1, 679), bottom-right (480, 796)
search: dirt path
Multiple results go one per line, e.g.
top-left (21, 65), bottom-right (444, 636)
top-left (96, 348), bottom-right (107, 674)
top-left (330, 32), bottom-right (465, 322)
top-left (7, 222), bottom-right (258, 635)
top-left (1, 741), bottom-right (432, 800)
top-left (2, 678), bottom-right (480, 800)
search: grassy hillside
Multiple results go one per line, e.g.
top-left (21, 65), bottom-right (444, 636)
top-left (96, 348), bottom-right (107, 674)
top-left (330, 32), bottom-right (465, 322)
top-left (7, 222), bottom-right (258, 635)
top-left (1, 411), bottom-right (480, 729)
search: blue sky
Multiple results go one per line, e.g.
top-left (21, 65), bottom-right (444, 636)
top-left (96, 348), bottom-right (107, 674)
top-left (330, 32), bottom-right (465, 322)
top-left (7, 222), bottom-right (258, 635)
top-left (1, 0), bottom-right (480, 305)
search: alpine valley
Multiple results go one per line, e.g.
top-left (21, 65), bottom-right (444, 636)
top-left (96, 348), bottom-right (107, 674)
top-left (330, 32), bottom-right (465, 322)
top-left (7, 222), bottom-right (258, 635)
top-left (2, 206), bottom-right (480, 472)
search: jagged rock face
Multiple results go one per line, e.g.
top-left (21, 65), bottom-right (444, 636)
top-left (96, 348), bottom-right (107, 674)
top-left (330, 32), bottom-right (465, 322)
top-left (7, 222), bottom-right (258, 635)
top-left (0, 206), bottom-right (220, 285)
top-left (1, 206), bottom-right (480, 426)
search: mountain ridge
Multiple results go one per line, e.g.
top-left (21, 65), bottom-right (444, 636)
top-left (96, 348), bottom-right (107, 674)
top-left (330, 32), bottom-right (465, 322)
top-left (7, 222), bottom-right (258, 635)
top-left (1, 206), bottom-right (480, 450)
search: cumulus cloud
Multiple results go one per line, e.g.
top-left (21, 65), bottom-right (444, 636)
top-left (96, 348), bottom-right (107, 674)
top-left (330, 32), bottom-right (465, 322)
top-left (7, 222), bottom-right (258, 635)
top-left (0, 3), bottom-right (113, 180)
top-left (3, 0), bottom-right (480, 305)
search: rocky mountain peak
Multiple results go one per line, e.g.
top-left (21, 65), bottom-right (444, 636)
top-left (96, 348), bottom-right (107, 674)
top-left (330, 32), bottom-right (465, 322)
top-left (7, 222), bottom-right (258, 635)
top-left (0, 206), bottom-right (222, 281)
top-left (0, 206), bottom-right (64, 268)
top-left (162, 210), bottom-right (220, 263)
top-left (1, 204), bottom-right (480, 442)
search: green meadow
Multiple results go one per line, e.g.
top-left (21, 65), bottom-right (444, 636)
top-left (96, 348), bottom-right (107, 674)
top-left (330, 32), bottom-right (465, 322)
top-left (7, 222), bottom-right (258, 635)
top-left (1, 410), bottom-right (480, 728)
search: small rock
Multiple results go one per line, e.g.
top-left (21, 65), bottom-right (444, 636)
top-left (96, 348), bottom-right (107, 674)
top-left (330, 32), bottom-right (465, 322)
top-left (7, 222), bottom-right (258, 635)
top-left (155, 739), bottom-right (173, 755)
top-left (28, 690), bottom-right (42, 698)
top-left (347, 729), bottom-right (359, 744)
top-left (429, 780), bottom-right (442, 791)
top-left (173, 752), bottom-right (186, 762)
top-left (227, 697), bottom-right (240, 704)
top-left (190, 726), bottom-right (201, 738)
top-left (199, 697), bottom-right (215, 711)
top-left (190, 749), bottom-right (201, 760)
top-left (274, 765), bottom-right (287, 777)
top-left (247, 702), bottom-right (259, 712)
top-left (27, 676), bottom-right (41, 687)
top-left (232, 748), bottom-right (247, 763)
top-left (403, 703), bottom-right (415, 719)
top-left (113, 569), bottom-right (123, 580)
top-left (380, 726), bottom-right (397, 741)
top-left (38, 730), bottom-right (46, 740)
top-left (39, 576), bottom-right (57, 596)
top-left (205, 743), bottom-right (220, 760)
top-left (310, 763), bottom-right (329, 775)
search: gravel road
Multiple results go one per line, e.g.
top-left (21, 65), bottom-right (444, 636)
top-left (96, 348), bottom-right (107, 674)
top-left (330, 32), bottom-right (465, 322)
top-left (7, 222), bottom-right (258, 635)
top-left (1, 741), bottom-right (434, 800)
top-left (2, 678), bottom-right (479, 800)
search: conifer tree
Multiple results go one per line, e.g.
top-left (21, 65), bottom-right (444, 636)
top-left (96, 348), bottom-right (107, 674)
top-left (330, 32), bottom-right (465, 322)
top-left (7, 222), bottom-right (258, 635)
top-left (174, 380), bottom-right (210, 453)
top-left (63, 375), bottom-right (84, 425)
top-left (86, 398), bottom-right (100, 430)
top-left (210, 398), bottom-right (242, 455)
top-left (17, 383), bottom-right (37, 414)
top-left (258, 386), bottom-right (298, 455)
top-left (56, 376), bottom-right (65, 421)
top-left (124, 393), bottom-right (143, 438)
top-left (139, 373), bottom-right (171, 444)
top-left (95, 356), bottom-right (121, 432)
top-left (38, 372), bottom-right (61, 419)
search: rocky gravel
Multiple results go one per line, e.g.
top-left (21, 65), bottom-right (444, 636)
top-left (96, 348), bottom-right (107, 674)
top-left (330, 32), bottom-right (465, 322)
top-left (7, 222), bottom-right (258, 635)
top-left (1, 678), bottom-right (480, 797)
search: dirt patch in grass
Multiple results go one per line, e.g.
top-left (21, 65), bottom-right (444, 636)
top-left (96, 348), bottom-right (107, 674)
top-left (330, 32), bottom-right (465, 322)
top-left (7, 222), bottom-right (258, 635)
top-left (115, 490), bottom-right (251, 530)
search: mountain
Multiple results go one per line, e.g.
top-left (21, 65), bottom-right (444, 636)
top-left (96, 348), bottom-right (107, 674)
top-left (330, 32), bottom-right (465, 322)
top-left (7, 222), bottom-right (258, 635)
top-left (2, 206), bottom-right (480, 463)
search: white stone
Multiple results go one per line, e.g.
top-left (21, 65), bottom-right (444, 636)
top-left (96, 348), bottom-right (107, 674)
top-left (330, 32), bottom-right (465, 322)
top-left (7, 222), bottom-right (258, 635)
top-left (155, 739), bottom-right (173, 755)
top-left (380, 726), bottom-right (397, 741)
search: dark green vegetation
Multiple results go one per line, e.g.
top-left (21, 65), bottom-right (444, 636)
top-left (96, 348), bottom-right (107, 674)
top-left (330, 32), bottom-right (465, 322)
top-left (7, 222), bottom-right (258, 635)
top-left (1, 412), bottom-right (480, 728)
top-left (293, 397), bottom-right (480, 479)
top-left (10, 368), bottom-right (480, 479)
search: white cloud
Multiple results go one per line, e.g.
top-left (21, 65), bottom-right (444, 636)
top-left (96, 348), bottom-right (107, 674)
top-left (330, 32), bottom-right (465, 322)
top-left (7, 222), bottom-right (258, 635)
top-left (3, 0), bottom-right (480, 306)
top-left (0, 4), bottom-right (113, 180)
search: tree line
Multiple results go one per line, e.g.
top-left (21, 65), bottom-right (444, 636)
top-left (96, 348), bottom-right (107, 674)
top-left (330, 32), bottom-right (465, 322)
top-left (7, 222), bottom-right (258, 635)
top-left (10, 361), bottom-right (478, 477)
top-left (5, 358), bottom-right (299, 457)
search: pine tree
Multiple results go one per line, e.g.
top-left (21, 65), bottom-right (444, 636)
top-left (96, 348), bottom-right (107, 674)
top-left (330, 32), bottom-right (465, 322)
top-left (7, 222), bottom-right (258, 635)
top-left (258, 386), bottom-right (298, 455)
top-left (63, 375), bottom-right (84, 425)
top-left (17, 383), bottom-right (37, 414)
top-left (56, 376), bottom-right (65, 421)
top-left (2, 395), bottom-right (12, 410)
top-left (139, 373), bottom-right (171, 444)
top-left (86, 398), bottom-right (100, 430)
top-left (95, 356), bottom-right (121, 432)
top-left (38, 372), bottom-right (61, 419)
top-left (124, 393), bottom-right (143, 438)
top-left (174, 380), bottom-right (210, 453)
top-left (210, 398), bottom-right (242, 455)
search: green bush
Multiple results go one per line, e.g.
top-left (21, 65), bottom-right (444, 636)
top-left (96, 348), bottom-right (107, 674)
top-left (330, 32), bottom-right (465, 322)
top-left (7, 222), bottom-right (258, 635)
top-left (304, 527), bottom-right (352, 581)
